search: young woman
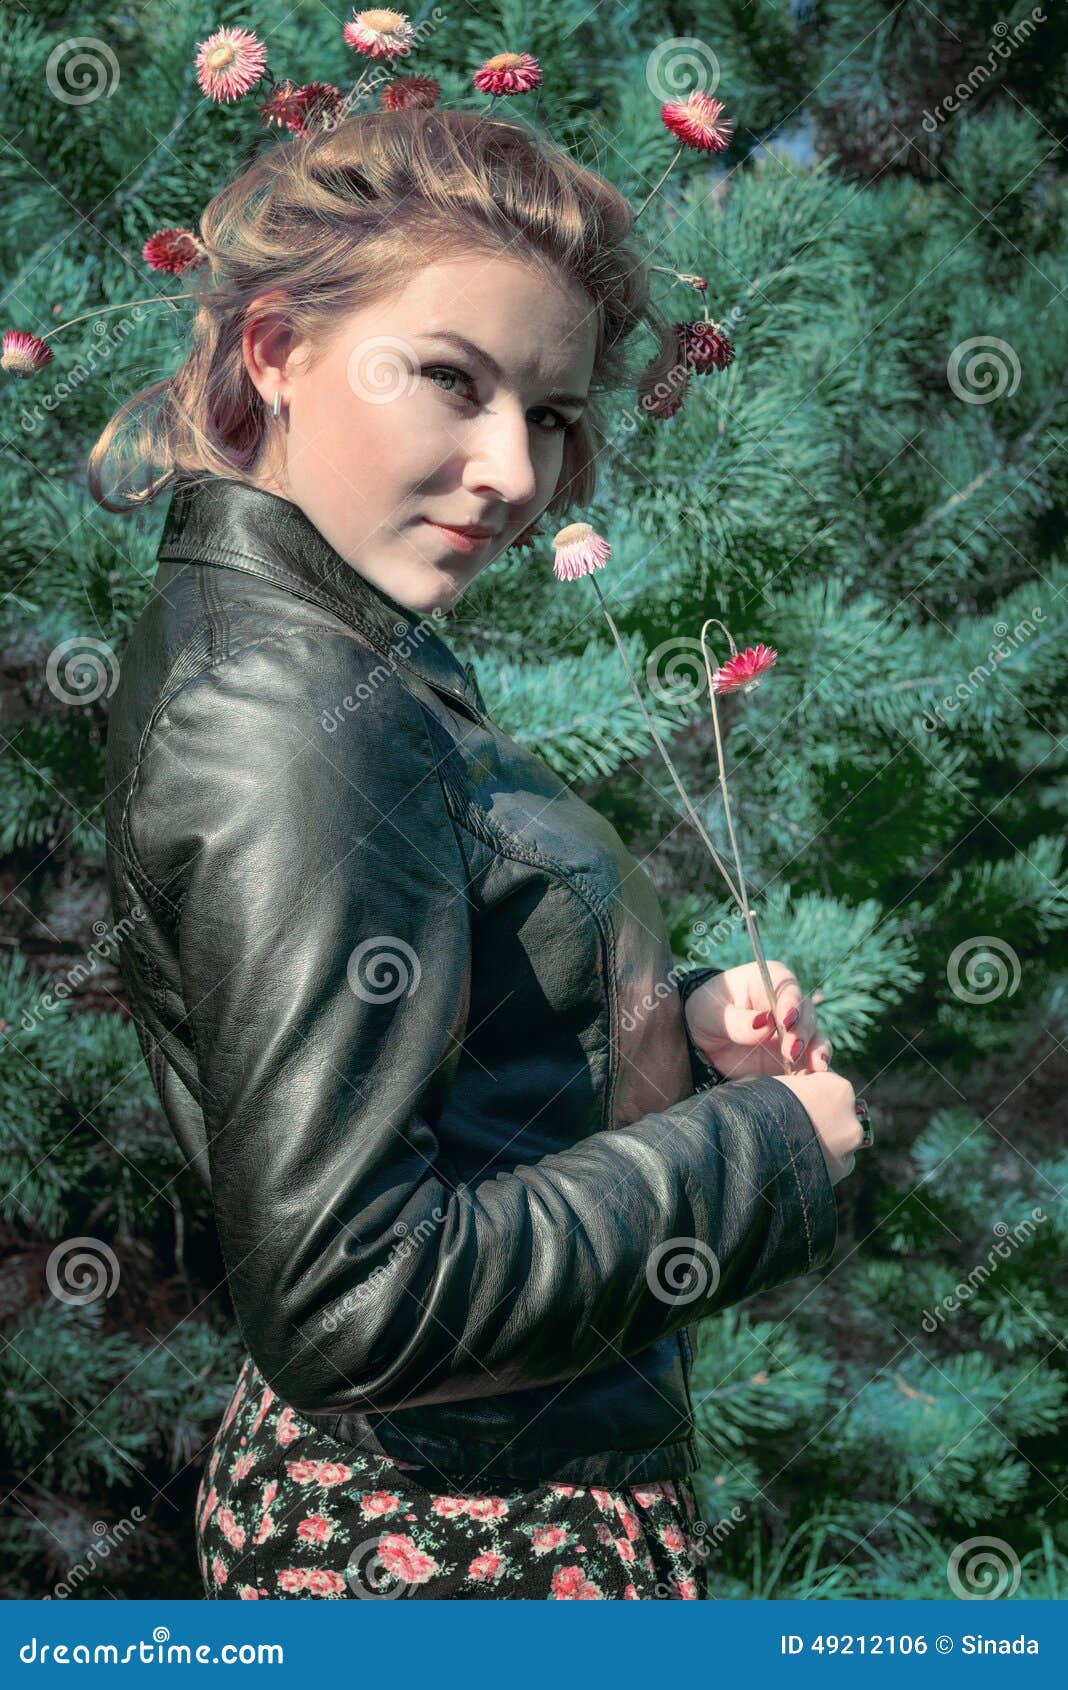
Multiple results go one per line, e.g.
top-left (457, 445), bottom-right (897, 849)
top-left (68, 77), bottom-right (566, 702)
top-left (96, 108), bottom-right (865, 1601)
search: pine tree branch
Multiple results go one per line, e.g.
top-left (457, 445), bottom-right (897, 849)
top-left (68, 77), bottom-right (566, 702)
top-left (881, 367), bottom-right (1068, 568)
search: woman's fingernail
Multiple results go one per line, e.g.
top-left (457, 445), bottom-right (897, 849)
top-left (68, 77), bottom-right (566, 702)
top-left (752, 1011), bottom-right (771, 1029)
top-left (790, 1036), bottom-right (805, 1061)
top-left (784, 1007), bottom-right (800, 1030)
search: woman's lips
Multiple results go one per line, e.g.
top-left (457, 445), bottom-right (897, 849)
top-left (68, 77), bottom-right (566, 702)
top-left (420, 519), bottom-right (494, 556)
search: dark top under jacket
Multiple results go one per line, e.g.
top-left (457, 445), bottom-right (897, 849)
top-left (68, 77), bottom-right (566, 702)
top-left (102, 473), bottom-right (838, 1489)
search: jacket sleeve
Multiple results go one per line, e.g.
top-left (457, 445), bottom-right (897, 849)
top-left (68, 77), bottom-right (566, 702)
top-left (677, 965), bottom-right (726, 1091)
top-left (127, 632), bottom-right (838, 1417)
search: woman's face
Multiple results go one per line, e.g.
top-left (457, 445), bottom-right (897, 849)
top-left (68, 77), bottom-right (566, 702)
top-left (243, 252), bottom-right (598, 616)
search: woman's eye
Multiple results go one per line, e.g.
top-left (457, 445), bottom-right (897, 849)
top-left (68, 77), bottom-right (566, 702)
top-left (423, 365), bottom-right (477, 401)
top-left (423, 365), bottom-right (574, 434)
top-left (532, 409), bottom-right (573, 434)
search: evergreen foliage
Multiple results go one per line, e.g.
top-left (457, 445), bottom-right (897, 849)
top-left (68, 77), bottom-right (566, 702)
top-left (1, 0), bottom-right (1064, 1598)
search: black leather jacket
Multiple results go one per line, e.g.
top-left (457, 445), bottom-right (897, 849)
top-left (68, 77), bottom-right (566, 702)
top-left (103, 473), bottom-right (838, 1491)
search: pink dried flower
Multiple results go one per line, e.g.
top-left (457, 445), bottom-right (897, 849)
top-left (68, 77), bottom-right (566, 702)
top-left (380, 74), bottom-right (440, 110)
top-left (711, 643), bottom-right (778, 694)
top-left (552, 522), bottom-right (611, 581)
top-left (195, 26), bottom-right (269, 104)
top-left (472, 52), bottom-right (542, 96)
top-left (676, 322), bottom-right (734, 373)
top-left (343, 9), bottom-right (415, 60)
top-left (142, 227), bottom-right (207, 275)
top-left (1, 330), bottom-right (53, 377)
top-left (660, 93), bottom-right (733, 154)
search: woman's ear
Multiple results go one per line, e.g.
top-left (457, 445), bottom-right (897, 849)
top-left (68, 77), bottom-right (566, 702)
top-left (241, 290), bottom-right (299, 407)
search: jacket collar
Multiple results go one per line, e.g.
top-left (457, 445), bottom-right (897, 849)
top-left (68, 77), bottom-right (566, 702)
top-left (156, 473), bottom-right (487, 720)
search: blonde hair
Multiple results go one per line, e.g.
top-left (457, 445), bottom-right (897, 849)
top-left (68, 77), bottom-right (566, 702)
top-left (87, 106), bottom-right (677, 516)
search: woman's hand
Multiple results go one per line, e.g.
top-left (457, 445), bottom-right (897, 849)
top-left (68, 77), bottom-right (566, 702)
top-left (683, 959), bottom-right (833, 1080)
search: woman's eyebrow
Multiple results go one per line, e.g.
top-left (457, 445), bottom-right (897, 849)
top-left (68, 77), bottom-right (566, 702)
top-left (415, 330), bottom-right (589, 408)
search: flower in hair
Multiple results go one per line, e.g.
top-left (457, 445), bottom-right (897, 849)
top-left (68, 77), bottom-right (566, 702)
top-left (472, 52), bottom-right (543, 97)
top-left (194, 26), bottom-right (269, 104)
top-left (259, 79), bottom-right (309, 132)
top-left (638, 374), bottom-right (690, 420)
top-left (142, 228), bottom-right (207, 275)
top-left (675, 321), bottom-right (734, 373)
top-left (296, 82), bottom-right (346, 131)
top-left (551, 522), bottom-right (611, 582)
top-left (660, 92), bottom-right (733, 154)
top-left (343, 9), bottom-right (415, 60)
top-left (710, 643), bottom-right (778, 694)
top-left (1, 330), bottom-right (52, 377)
top-left (380, 74), bottom-right (440, 110)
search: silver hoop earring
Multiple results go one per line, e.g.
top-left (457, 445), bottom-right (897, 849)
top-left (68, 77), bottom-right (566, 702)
top-left (271, 390), bottom-right (281, 420)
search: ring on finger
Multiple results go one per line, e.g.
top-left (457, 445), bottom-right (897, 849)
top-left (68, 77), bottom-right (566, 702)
top-left (855, 1097), bottom-right (874, 1148)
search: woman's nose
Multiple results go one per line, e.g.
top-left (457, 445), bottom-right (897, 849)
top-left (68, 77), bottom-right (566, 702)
top-left (463, 403), bottom-right (539, 507)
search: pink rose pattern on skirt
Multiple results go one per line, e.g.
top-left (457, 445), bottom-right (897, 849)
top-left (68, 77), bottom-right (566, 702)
top-left (195, 1354), bottom-right (709, 1600)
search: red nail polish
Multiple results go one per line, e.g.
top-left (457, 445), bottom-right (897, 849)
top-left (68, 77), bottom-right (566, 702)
top-left (784, 1007), bottom-right (799, 1030)
top-left (790, 1036), bottom-right (804, 1061)
top-left (752, 1011), bottom-right (771, 1029)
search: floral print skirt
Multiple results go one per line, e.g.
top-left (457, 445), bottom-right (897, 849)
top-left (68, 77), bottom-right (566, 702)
top-left (195, 1353), bottom-right (709, 1600)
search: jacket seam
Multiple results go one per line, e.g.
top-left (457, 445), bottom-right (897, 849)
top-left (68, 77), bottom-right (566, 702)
top-left (772, 1107), bottom-right (816, 1271)
top-left (437, 791), bottom-right (621, 1134)
top-left (161, 545), bottom-right (484, 722)
top-left (119, 619), bottom-right (379, 926)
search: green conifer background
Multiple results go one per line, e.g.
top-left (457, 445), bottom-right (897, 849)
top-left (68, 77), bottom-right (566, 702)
top-left (1, 0), bottom-right (1065, 1599)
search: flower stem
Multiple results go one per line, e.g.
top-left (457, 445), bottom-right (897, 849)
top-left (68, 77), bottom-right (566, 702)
top-left (700, 619), bottom-right (792, 1062)
top-left (42, 294), bottom-right (197, 341)
top-left (633, 146), bottom-right (684, 221)
top-left (591, 577), bottom-right (741, 907)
